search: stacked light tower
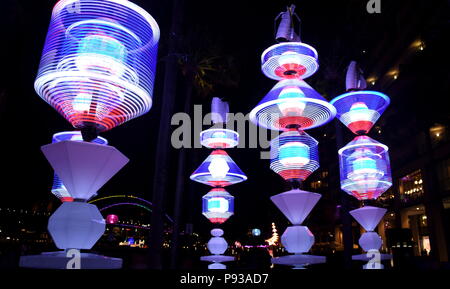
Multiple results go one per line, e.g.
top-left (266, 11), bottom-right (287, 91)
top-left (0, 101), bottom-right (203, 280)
top-left (191, 98), bottom-right (247, 269)
top-left (20, 0), bottom-right (159, 269)
top-left (330, 61), bottom-right (392, 269)
top-left (249, 6), bottom-right (336, 269)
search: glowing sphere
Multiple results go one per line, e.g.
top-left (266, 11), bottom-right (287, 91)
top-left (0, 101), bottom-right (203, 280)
top-left (250, 79), bottom-right (336, 131)
top-left (261, 42), bottom-right (319, 80)
top-left (106, 214), bottom-right (119, 224)
top-left (200, 129), bottom-right (239, 149)
top-left (270, 130), bottom-right (319, 181)
top-left (252, 229), bottom-right (261, 237)
top-left (339, 136), bottom-right (392, 200)
top-left (51, 131), bottom-right (107, 202)
top-left (202, 188), bottom-right (234, 224)
top-left (190, 150), bottom-right (247, 187)
top-left (330, 91), bottom-right (390, 135)
top-left (35, 0), bottom-right (160, 132)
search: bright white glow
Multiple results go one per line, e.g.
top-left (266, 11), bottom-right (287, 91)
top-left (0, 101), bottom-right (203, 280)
top-left (277, 86), bottom-right (306, 116)
top-left (73, 92), bottom-right (92, 112)
top-left (208, 157), bottom-right (230, 178)
top-left (278, 51), bottom-right (302, 66)
top-left (208, 197), bottom-right (229, 213)
top-left (348, 102), bottom-right (371, 122)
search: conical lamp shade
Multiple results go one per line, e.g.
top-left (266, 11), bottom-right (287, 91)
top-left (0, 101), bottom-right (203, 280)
top-left (350, 206), bottom-right (387, 231)
top-left (249, 78), bottom-right (336, 131)
top-left (330, 91), bottom-right (390, 135)
top-left (41, 141), bottom-right (129, 200)
top-left (271, 189), bottom-right (321, 225)
top-left (190, 149), bottom-right (247, 187)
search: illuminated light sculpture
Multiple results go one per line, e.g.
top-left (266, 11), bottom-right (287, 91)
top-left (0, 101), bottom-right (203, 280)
top-left (21, 0), bottom-right (159, 269)
top-left (339, 136), bottom-right (392, 200)
top-left (202, 188), bottom-right (234, 224)
top-left (331, 61), bottom-right (392, 269)
top-left (270, 129), bottom-right (319, 182)
top-left (51, 131), bottom-right (108, 202)
top-left (34, 0), bottom-right (160, 135)
top-left (330, 91), bottom-right (390, 135)
top-left (192, 98), bottom-right (246, 269)
top-left (250, 5), bottom-right (334, 269)
top-left (250, 78), bottom-right (336, 131)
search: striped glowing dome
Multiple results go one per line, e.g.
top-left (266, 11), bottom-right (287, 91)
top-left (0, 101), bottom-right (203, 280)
top-left (202, 188), bottom-right (234, 224)
top-left (270, 130), bottom-right (319, 181)
top-left (339, 136), bottom-right (392, 200)
top-left (330, 91), bottom-right (390, 135)
top-left (200, 129), bottom-right (239, 149)
top-left (250, 79), bottom-right (336, 131)
top-left (261, 42), bottom-right (319, 80)
top-left (35, 0), bottom-right (160, 133)
top-left (51, 131), bottom-right (107, 202)
top-left (190, 150), bottom-right (247, 187)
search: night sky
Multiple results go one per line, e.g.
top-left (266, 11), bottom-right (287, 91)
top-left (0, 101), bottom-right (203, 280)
top-left (0, 0), bottom-right (448, 241)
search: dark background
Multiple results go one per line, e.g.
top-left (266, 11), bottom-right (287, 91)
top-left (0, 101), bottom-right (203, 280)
top-left (0, 0), bottom-right (448, 244)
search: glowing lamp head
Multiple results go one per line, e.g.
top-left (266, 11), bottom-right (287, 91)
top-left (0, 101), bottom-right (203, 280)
top-left (250, 79), bottom-right (336, 131)
top-left (330, 91), bottom-right (390, 135)
top-left (190, 150), bottom-right (247, 187)
top-left (202, 188), bottom-right (234, 224)
top-left (270, 130), bottom-right (319, 181)
top-left (339, 136), bottom-right (392, 200)
top-left (261, 42), bottom-right (319, 80)
top-left (35, 0), bottom-right (160, 132)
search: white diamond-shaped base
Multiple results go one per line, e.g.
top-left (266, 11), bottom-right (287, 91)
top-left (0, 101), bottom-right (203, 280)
top-left (208, 157), bottom-right (230, 178)
top-left (271, 189), bottom-right (321, 225)
top-left (41, 141), bottom-right (129, 200)
top-left (350, 206), bottom-right (387, 231)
